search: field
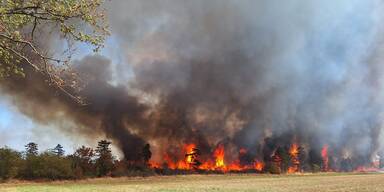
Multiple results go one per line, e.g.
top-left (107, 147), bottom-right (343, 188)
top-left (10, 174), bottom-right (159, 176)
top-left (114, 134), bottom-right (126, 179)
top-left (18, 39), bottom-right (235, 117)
top-left (1, 173), bottom-right (383, 192)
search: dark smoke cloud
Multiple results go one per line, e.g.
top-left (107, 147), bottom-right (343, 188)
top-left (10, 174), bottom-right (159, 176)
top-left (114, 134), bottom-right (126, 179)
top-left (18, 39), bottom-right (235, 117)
top-left (1, 0), bottom-right (384, 164)
top-left (0, 55), bottom-right (148, 160)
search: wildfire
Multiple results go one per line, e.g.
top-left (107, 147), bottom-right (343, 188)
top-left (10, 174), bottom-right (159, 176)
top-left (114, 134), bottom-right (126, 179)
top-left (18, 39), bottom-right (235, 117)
top-left (163, 143), bottom-right (200, 170)
top-left (288, 143), bottom-right (300, 173)
top-left (289, 143), bottom-right (299, 157)
top-left (153, 142), bottom-right (375, 174)
top-left (164, 153), bottom-right (177, 169)
top-left (355, 165), bottom-right (379, 172)
top-left (162, 143), bottom-right (266, 172)
top-left (148, 160), bottom-right (161, 168)
top-left (321, 145), bottom-right (329, 171)
top-left (185, 143), bottom-right (196, 164)
top-left (254, 160), bottom-right (264, 171)
top-left (214, 144), bottom-right (225, 168)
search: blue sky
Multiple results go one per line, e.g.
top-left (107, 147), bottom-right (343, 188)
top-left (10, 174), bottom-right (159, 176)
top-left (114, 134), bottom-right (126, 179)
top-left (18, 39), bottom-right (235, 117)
top-left (0, 97), bottom-right (34, 150)
top-left (0, 96), bottom-right (85, 153)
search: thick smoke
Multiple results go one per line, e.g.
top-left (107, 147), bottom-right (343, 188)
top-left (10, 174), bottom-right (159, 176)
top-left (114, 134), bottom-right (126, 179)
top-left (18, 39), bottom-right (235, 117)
top-left (1, 0), bottom-right (384, 165)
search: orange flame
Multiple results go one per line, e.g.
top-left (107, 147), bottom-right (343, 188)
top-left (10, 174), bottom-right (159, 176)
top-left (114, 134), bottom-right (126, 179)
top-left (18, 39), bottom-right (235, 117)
top-left (164, 153), bottom-right (177, 169)
top-left (160, 143), bottom-right (265, 172)
top-left (149, 160), bottom-right (161, 169)
top-left (185, 143), bottom-right (196, 164)
top-left (149, 142), bottom-right (375, 174)
top-left (288, 143), bottom-right (300, 173)
top-left (214, 144), bottom-right (225, 168)
top-left (163, 143), bottom-right (198, 170)
top-left (227, 160), bottom-right (242, 171)
top-left (254, 160), bottom-right (264, 171)
top-left (321, 145), bottom-right (329, 171)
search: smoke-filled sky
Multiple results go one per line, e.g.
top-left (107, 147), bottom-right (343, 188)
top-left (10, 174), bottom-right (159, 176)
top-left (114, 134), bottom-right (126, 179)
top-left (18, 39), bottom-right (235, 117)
top-left (1, 0), bottom-right (384, 161)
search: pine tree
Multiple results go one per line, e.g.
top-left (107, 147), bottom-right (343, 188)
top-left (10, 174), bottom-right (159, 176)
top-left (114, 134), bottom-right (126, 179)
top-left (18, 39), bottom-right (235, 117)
top-left (52, 144), bottom-right (65, 157)
top-left (25, 142), bottom-right (38, 156)
top-left (95, 140), bottom-right (114, 176)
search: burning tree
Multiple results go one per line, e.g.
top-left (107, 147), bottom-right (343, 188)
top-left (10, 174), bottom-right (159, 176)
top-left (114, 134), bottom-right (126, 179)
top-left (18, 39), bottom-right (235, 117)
top-left (321, 145), bottom-right (329, 171)
top-left (288, 143), bottom-right (300, 173)
top-left (185, 146), bottom-right (202, 169)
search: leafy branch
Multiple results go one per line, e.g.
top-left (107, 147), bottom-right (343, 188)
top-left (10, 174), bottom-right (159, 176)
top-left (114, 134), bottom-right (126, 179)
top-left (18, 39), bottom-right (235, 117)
top-left (0, 0), bottom-right (110, 105)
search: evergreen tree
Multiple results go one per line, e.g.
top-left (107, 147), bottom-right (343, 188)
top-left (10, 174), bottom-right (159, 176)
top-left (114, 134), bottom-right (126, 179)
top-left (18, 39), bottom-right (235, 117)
top-left (25, 142), bottom-right (38, 156)
top-left (95, 140), bottom-right (114, 176)
top-left (23, 142), bottom-right (40, 179)
top-left (52, 144), bottom-right (65, 157)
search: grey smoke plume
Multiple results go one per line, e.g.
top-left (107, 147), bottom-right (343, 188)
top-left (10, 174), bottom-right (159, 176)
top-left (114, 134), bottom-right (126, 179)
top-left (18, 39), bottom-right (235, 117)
top-left (2, 0), bottom-right (384, 165)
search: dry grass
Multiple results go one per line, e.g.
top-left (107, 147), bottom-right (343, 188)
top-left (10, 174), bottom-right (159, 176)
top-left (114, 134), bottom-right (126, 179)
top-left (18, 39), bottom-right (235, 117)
top-left (1, 173), bottom-right (383, 192)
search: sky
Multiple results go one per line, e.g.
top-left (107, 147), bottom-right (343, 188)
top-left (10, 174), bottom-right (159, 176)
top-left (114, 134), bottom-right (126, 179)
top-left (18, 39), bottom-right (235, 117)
top-left (0, 36), bottom-right (121, 154)
top-left (0, 89), bottom-right (87, 153)
top-left (2, 0), bottom-right (384, 157)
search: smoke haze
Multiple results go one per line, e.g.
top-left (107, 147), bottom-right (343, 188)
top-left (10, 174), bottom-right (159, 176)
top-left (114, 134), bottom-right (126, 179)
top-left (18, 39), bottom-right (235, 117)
top-left (1, 0), bottom-right (384, 166)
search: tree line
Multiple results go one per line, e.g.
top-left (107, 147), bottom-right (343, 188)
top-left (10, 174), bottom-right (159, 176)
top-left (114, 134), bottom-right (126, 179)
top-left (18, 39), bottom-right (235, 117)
top-left (0, 140), bottom-right (153, 181)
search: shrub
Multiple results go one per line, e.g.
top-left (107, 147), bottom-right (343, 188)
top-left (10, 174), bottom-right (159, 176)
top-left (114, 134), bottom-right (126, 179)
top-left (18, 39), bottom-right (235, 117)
top-left (20, 152), bottom-right (74, 180)
top-left (0, 147), bottom-right (23, 180)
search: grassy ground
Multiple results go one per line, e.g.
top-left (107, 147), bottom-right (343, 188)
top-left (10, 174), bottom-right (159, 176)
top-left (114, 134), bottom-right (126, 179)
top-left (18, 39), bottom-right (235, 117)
top-left (1, 173), bottom-right (383, 192)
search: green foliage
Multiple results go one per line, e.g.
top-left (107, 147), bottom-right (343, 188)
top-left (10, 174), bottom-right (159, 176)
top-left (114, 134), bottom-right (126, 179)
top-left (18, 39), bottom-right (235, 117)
top-left (0, 140), bottom-right (153, 181)
top-left (25, 142), bottom-right (38, 156)
top-left (37, 152), bottom-right (74, 180)
top-left (21, 152), bottom-right (39, 179)
top-left (0, 0), bottom-right (109, 104)
top-left (0, 147), bottom-right (23, 180)
top-left (20, 151), bottom-right (74, 180)
top-left (52, 144), bottom-right (65, 157)
top-left (95, 140), bottom-right (114, 176)
top-left (70, 145), bottom-right (95, 178)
